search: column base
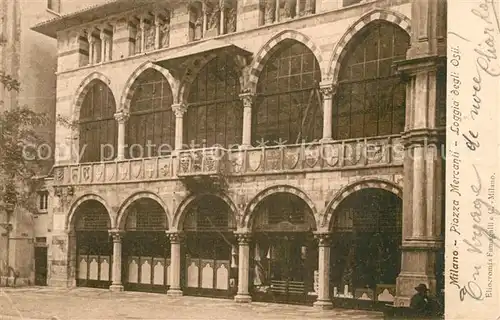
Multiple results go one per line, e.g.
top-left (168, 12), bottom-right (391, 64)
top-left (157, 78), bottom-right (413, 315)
top-left (234, 293), bottom-right (252, 303)
top-left (313, 299), bottom-right (333, 310)
top-left (167, 289), bottom-right (183, 297)
top-left (320, 138), bottom-right (333, 143)
top-left (109, 284), bottom-right (124, 292)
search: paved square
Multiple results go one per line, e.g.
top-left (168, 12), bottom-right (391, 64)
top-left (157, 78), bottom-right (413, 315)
top-left (0, 287), bottom-right (384, 320)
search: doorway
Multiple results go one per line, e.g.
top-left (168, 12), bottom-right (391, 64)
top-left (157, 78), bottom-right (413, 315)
top-left (34, 246), bottom-right (47, 286)
top-left (252, 233), bottom-right (316, 304)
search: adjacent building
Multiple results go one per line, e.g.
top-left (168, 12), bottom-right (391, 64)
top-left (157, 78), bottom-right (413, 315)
top-left (30, 0), bottom-right (446, 309)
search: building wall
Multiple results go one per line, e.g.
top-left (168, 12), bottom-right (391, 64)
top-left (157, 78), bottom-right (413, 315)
top-left (42, 0), bottom-right (414, 288)
top-left (0, 0), bottom-right (57, 286)
top-left (53, 0), bottom-right (412, 164)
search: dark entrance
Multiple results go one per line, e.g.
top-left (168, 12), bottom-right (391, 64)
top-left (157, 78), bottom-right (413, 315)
top-left (250, 193), bottom-right (317, 305)
top-left (123, 198), bottom-right (170, 293)
top-left (74, 200), bottom-right (112, 288)
top-left (34, 246), bottom-right (48, 286)
top-left (329, 188), bottom-right (402, 309)
top-left (182, 195), bottom-right (237, 298)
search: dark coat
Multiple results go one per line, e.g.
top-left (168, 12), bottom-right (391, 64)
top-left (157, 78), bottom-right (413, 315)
top-left (410, 293), bottom-right (431, 316)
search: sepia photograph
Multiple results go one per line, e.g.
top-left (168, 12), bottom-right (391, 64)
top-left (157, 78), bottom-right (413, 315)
top-left (0, 0), bottom-right (455, 319)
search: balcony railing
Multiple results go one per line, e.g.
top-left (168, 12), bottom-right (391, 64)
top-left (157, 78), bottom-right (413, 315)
top-left (52, 135), bottom-right (404, 186)
top-left (178, 147), bottom-right (229, 177)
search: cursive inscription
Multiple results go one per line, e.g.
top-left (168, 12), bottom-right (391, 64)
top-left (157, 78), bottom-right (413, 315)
top-left (447, 0), bottom-right (500, 310)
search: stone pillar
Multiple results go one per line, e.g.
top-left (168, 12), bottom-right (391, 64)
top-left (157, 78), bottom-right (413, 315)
top-left (172, 103), bottom-right (188, 150)
top-left (87, 32), bottom-right (95, 65)
top-left (319, 82), bottom-right (335, 142)
top-left (167, 232), bottom-right (183, 296)
top-left (234, 232), bottom-right (252, 303)
top-left (109, 230), bottom-right (124, 292)
top-left (394, 0), bottom-right (446, 307)
top-left (154, 14), bottom-right (161, 50)
top-left (140, 18), bottom-right (146, 54)
top-left (313, 232), bottom-right (333, 310)
top-left (220, 6), bottom-right (225, 35)
top-left (114, 111), bottom-right (129, 160)
top-left (239, 92), bottom-right (254, 148)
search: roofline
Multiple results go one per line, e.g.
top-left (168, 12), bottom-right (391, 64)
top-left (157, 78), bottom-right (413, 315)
top-left (31, 0), bottom-right (164, 39)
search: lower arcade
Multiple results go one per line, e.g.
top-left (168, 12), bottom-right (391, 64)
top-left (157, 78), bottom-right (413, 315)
top-left (69, 188), bottom-right (442, 310)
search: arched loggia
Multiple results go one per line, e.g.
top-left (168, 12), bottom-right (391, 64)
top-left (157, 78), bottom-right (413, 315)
top-left (78, 80), bottom-right (117, 162)
top-left (253, 40), bottom-right (322, 145)
top-left (122, 198), bottom-right (169, 293)
top-left (73, 200), bottom-right (112, 288)
top-left (332, 21), bottom-right (409, 139)
top-left (249, 192), bottom-right (317, 304)
top-left (329, 188), bottom-right (402, 305)
top-left (181, 194), bottom-right (237, 298)
top-left (126, 69), bottom-right (175, 158)
top-left (185, 55), bottom-right (242, 148)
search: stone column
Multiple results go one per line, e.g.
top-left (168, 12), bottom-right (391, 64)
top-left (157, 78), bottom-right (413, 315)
top-left (167, 232), bottom-right (183, 296)
top-left (394, 0), bottom-right (446, 307)
top-left (99, 29), bottom-right (107, 63)
top-left (140, 18), bottom-right (146, 53)
top-left (234, 232), bottom-right (252, 303)
top-left (109, 230), bottom-right (124, 292)
top-left (319, 82), bottom-right (335, 142)
top-left (202, 2), bottom-right (208, 36)
top-left (239, 92), bottom-right (254, 148)
top-left (87, 32), bottom-right (95, 64)
top-left (172, 103), bottom-right (188, 150)
top-left (114, 111), bottom-right (129, 160)
top-left (219, 5), bottom-right (225, 35)
top-left (154, 14), bottom-right (161, 50)
top-left (313, 232), bottom-right (333, 310)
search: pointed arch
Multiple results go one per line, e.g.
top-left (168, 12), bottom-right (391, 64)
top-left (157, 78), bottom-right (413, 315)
top-left (116, 191), bottom-right (170, 230)
top-left (242, 185), bottom-right (317, 229)
top-left (66, 193), bottom-right (115, 231)
top-left (248, 29), bottom-right (324, 92)
top-left (72, 72), bottom-right (113, 122)
top-left (322, 178), bottom-right (402, 229)
top-left (120, 61), bottom-right (179, 111)
top-left (173, 192), bottom-right (239, 230)
top-left (326, 9), bottom-right (411, 84)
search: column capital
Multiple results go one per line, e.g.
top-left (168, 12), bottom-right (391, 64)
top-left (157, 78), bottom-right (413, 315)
top-left (171, 103), bottom-right (188, 117)
top-left (239, 91), bottom-right (255, 108)
top-left (87, 31), bottom-right (96, 43)
top-left (108, 229), bottom-right (124, 242)
top-left (319, 83), bottom-right (336, 100)
top-left (114, 111), bottom-right (130, 123)
top-left (314, 232), bottom-right (332, 246)
top-left (235, 232), bottom-right (252, 245)
top-left (166, 231), bottom-right (184, 243)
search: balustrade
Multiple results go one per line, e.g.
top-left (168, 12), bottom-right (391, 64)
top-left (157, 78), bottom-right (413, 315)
top-left (52, 135), bottom-right (403, 186)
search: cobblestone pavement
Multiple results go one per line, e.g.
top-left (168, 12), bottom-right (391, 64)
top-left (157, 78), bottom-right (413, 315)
top-left (0, 287), bottom-right (384, 320)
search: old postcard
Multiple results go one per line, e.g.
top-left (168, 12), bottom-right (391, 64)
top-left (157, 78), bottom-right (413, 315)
top-left (0, 0), bottom-right (492, 319)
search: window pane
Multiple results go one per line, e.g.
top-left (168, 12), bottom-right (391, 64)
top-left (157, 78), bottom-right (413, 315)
top-left (334, 22), bottom-right (409, 138)
top-left (79, 80), bottom-right (117, 162)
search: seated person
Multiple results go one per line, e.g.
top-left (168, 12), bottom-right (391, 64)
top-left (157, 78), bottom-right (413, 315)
top-left (410, 284), bottom-right (433, 316)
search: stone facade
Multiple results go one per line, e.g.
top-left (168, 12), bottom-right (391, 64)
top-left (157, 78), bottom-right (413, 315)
top-left (31, 0), bottom-right (446, 309)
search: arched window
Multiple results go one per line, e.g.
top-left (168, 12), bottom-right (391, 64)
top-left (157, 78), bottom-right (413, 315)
top-left (79, 80), bottom-right (117, 163)
top-left (333, 22), bottom-right (410, 140)
top-left (126, 69), bottom-right (175, 158)
top-left (254, 41), bottom-right (322, 145)
top-left (185, 55), bottom-right (242, 148)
